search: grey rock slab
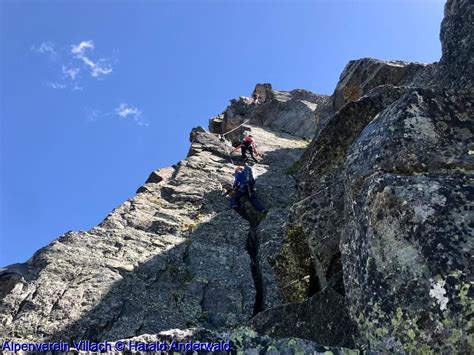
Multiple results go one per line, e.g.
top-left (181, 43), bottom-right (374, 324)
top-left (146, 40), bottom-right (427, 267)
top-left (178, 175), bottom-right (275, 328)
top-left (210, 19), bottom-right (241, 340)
top-left (0, 124), bottom-right (306, 345)
top-left (342, 88), bottom-right (473, 352)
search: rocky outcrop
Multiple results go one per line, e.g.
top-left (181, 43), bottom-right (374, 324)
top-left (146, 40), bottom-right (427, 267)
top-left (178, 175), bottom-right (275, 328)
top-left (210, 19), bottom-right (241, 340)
top-left (439, 0), bottom-right (473, 91)
top-left (278, 0), bottom-right (473, 351)
top-left (249, 288), bottom-right (358, 348)
top-left (240, 0), bottom-right (472, 351)
top-left (209, 83), bottom-right (332, 141)
top-left (291, 85), bottom-right (411, 296)
top-left (342, 89), bottom-right (473, 352)
top-left (331, 58), bottom-right (429, 111)
top-left (112, 327), bottom-right (354, 354)
top-left (1, 0), bottom-right (472, 353)
top-left (0, 123), bottom-right (311, 347)
top-left (0, 131), bottom-right (255, 341)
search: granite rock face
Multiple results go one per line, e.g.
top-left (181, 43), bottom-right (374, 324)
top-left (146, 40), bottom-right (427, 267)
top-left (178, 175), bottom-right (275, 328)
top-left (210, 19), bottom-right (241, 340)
top-left (113, 327), bottom-right (356, 355)
top-left (249, 288), bottom-right (358, 348)
top-left (1, 0), bottom-right (472, 353)
top-left (285, 0), bottom-right (473, 351)
top-left (439, 0), bottom-right (473, 91)
top-left (331, 58), bottom-right (428, 111)
top-left (209, 83), bottom-right (332, 141)
top-left (0, 131), bottom-right (255, 341)
top-left (0, 124), bottom-right (309, 345)
top-left (342, 89), bottom-right (473, 352)
top-left (290, 85), bottom-right (412, 300)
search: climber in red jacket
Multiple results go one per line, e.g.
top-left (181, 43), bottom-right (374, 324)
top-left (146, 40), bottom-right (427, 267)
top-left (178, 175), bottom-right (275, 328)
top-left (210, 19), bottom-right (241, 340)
top-left (233, 133), bottom-right (259, 163)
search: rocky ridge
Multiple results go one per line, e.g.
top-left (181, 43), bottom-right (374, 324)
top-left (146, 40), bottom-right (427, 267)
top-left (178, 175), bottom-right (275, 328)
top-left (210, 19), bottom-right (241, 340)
top-left (0, 123), bottom-right (309, 344)
top-left (1, 0), bottom-right (472, 353)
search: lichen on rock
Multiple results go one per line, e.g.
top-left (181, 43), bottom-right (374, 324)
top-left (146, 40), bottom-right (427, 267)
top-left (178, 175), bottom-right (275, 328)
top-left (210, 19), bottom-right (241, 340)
top-left (1, 0), bottom-right (472, 352)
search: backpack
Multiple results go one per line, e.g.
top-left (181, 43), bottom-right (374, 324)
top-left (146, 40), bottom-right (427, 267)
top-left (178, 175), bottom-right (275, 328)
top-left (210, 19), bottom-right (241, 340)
top-left (243, 136), bottom-right (253, 145)
top-left (242, 166), bottom-right (255, 188)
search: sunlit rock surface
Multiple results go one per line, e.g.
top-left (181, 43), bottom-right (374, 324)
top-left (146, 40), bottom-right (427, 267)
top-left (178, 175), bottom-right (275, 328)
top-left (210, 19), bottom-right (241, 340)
top-left (1, 0), bottom-right (472, 352)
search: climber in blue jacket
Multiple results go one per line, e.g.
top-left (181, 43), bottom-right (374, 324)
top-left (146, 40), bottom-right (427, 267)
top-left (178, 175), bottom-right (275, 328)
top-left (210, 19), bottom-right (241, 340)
top-left (230, 160), bottom-right (267, 213)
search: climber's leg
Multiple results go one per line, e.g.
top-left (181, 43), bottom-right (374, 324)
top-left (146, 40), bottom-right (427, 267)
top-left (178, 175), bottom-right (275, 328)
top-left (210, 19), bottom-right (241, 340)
top-left (230, 190), bottom-right (243, 210)
top-left (249, 193), bottom-right (266, 213)
top-left (248, 146), bottom-right (258, 162)
top-left (241, 145), bottom-right (247, 160)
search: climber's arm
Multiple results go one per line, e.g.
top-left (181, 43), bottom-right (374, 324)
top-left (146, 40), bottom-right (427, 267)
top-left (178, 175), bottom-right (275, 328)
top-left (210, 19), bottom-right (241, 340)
top-left (232, 144), bottom-right (241, 153)
top-left (252, 141), bottom-right (259, 156)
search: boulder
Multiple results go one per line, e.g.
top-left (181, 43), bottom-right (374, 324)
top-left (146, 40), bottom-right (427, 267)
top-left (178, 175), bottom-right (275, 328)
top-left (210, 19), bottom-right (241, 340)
top-left (343, 89), bottom-right (473, 352)
top-left (439, 0), bottom-right (474, 91)
top-left (332, 58), bottom-right (428, 111)
top-left (249, 288), bottom-right (358, 349)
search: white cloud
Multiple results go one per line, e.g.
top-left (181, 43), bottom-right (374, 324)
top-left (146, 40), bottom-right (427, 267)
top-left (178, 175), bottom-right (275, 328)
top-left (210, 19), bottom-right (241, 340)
top-left (80, 56), bottom-right (96, 67)
top-left (71, 40), bottom-right (113, 78)
top-left (114, 103), bottom-right (148, 126)
top-left (86, 104), bottom-right (148, 126)
top-left (115, 103), bottom-right (142, 118)
top-left (72, 84), bottom-right (84, 91)
top-left (46, 82), bottom-right (66, 89)
top-left (62, 65), bottom-right (80, 80)
top-left (71, 40), bottom-right (94, 55)
top-left (31, 41), bottom-right (56, 55)
top-left (86, 108), bottom-right (102, 122)
top-left (33, 39), bottom-right (114, 90)
top-left (91, 62), bottom-right (113, 77)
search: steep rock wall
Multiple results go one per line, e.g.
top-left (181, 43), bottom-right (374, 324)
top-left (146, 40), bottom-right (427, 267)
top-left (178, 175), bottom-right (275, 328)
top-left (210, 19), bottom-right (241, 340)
top-left (0, 0), bottom-right (472, 353)
top-left (0, 123), bottom-right (309, 346)
top-left (209, 83), bottom-right (332, 141)
top-left (342, 89), bottom-right (473, 352)
top-left (281, 0), bottom-right (473, 351)
top-left (439, 0), bottom-right (473, 91)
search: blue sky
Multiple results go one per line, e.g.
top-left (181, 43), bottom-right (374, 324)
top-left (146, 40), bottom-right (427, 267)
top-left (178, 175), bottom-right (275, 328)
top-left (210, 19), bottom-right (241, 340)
top-left (1, 0), bottom-right (445, 266)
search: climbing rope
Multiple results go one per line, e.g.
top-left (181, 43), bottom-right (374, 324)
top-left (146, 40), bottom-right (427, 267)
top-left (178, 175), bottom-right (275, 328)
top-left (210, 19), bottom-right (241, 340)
top-left (217, 119), bottom-right (250, 165)
top-left (221, 119), bottom-right (250, 136)
top-left (227, 150), bottom-right (235, 165)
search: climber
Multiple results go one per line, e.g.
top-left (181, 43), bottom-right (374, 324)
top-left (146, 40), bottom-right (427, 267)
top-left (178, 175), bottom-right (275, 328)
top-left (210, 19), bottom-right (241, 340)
top-left (252, 92), bottom-right (260, 103)
top-left (232, 133), bottom-right (259, 163)
top-left (230, 160), bottom-right (267, 214)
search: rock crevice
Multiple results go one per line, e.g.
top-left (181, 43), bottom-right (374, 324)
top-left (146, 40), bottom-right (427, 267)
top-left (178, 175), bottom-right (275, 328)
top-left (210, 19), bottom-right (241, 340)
top-left (1, 1), bottom-right (472, 352)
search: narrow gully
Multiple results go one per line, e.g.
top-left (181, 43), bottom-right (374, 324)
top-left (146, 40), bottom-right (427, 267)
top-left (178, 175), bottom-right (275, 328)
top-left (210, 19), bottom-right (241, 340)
top-left (246, 226), bottom-right (264, 316)
top-left (236, 205), bottom-right (265, 317)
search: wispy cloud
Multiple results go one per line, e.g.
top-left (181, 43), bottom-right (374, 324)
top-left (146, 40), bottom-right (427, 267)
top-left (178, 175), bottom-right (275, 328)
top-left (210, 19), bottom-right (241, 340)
top-left (85, 108), bottom-right (102, 122)
top-left (62, 65), bottom-right (80, 80)
top-left (114, 103), bottom-right (148, 126)
top-left (71, 40), bottom-right (94, 55)
top-left (72, 84), bottom-right (84, 91)
top-left (91, 61), bottom-right (113, 77)
top-left (46, 82), bottom-right (67, 89)
top-left (115, 103), bottom-right (141, 118)
top-left (71, 40), bottom-right (113, 78)
top-left (86, 104), bottom-right (148, 127)
top-left (31, 41), bottom-right (57, 57)
top-left (32, 39), bottom-right (114, 90)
